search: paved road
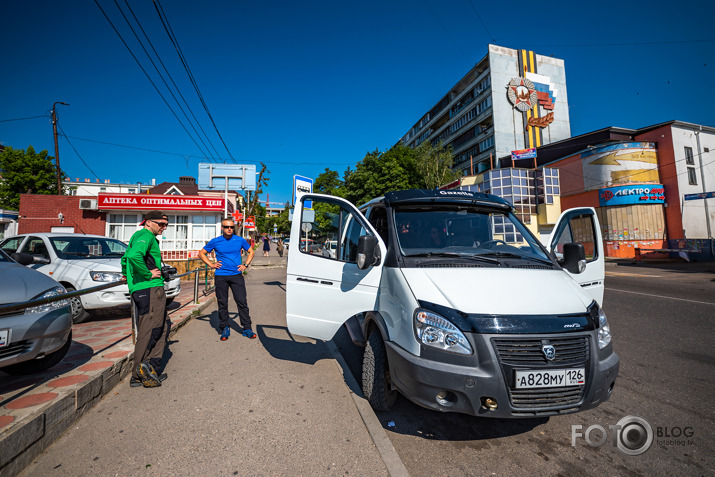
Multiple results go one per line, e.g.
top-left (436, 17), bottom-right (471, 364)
top-left (333, 262), bottom-right (715, 476)
top-left (19, 267), bottom-right (387, 476)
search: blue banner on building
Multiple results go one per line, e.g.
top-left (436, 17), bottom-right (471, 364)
top-left (511, 148), bottom-right (537, 160)
top-left (599, 184), bottom-right (665, 206)
top-left (684, 191), bottom-right (715, 201)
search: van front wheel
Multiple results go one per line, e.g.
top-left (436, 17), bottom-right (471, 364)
top-left (362, 330), bottom-right (397, 411)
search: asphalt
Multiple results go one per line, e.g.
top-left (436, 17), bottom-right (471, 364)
top-left (2, 251), bottom-right (405, 476)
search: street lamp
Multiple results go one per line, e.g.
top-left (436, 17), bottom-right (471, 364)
top-left (51, 102), bottom-right (69, 195)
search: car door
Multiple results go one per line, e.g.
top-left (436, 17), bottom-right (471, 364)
top-left (286, 193), bottom-right (386, 340)
top-left (548, 207), bottom-right (605, 305)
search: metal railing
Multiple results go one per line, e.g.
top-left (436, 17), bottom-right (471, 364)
top-left (0, 266), bottom-right (214, 315)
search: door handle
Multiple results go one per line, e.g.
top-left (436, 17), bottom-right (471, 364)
top-left (296, 277), bottom-right (319, 283)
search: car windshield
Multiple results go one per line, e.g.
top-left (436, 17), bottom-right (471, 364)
top-left (393, 205), bottom-right (551, 262)
top-left (50, 236), bottom-right (128, 259)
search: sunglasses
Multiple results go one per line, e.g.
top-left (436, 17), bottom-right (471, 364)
top-left (151, 220), bottom-right (169, 228)
top-left (222, 225), bottom-right (234, 229)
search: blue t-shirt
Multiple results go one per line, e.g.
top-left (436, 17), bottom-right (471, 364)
top-left (203, 235), bottom-right (251, 276)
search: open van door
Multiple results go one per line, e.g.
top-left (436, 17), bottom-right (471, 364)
top-left (548, 207), bottom-right (605, 305)
top-left (286, 194), bottom-right (386, 340)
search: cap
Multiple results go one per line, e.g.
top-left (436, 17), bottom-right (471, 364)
top-left (141, 210), bottom-right (168, 225)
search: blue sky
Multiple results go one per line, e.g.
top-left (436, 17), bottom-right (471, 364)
top-left (1, 0), bottom-right (713, 206)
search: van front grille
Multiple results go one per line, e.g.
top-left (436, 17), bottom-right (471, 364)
top-left (492, 336), bottom-right (589, 366)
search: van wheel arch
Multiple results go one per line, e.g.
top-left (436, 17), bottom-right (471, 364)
top-left (363, 311), bottom-right (390, 342)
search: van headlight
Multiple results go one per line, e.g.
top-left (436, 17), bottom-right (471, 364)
top-left (597, 308), bottom-right (612, 349)
top-left (26, 286), bottom-right (69, 314)
top-left (90, 271), bottom-right (124, 282)
top-left (414, 309), bottom-right (472, 355)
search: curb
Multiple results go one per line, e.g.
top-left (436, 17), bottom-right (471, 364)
top-left (0, 295), bottom-right (216, 477)
top-left (325, 340), bottom-right (410, 477)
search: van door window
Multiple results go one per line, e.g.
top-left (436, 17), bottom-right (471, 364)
top-left (553, 214), bottom-right (597, 261)
top-left (301, 197), bottom-right (368, 263)
top-left (366, 206), bottom-right (389, 246)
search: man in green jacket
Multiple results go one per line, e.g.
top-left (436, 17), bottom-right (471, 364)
top-left (121, 211), bottom-right (170, 388)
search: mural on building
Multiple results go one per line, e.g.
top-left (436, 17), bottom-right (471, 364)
top-left (581, 142), bottom-right (659, 191)
top-left (505, 50), bottom-right (560, 150)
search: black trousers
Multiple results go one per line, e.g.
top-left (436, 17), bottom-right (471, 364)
top-left (131, 286), bottom-right (169, 378)
top-left (215, 274), bottom-right (252, 330)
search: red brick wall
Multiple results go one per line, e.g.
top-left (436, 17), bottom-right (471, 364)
top-left (18, 194), bottom-right (107, 235)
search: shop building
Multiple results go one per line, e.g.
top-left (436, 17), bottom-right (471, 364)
top-left (500, 121), bottom-right (715, 259)
top-left (401, 44), bottom-right (571, 176)
top-left (0, 209), bottom-right (19, 240)
top-left (17, 175), bottom-right (242, 266)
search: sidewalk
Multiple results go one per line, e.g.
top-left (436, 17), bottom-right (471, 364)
top-left (0, 279), bottom-right (216, 476)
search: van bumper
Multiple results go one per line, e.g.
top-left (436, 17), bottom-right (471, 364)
top-left (384, 336), bottom-right (619, 418)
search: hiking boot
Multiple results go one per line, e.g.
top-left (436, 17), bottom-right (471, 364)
top-left (242, 328), bottom-right (257, 339)
top-left (220, 327), bottom-right (231, 341)
top-left (138, 362), bottom-right (161, 387)
top-left (131, 373), bottom-right (167, 388)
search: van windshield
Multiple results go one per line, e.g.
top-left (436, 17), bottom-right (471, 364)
top-left (393, 206), bottom-right (551, 263)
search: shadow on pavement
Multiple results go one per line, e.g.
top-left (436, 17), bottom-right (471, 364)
top-left (262, 281), bottom-right (286, 292)
top-left (0, 341), bottom-right (94, 407)
top-left (256, 324), bottom-right (329, 365)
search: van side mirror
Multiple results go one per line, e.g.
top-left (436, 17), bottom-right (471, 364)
top-left (356, 235), bottom-right (380, 270)
top-left (561, 242), bottom-right (587, 274)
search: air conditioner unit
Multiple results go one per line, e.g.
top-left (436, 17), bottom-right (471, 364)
top-left (79, 199), bottom-right (98, 210)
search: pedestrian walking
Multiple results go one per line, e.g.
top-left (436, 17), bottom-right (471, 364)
top-left (121, 210), bottom-right (171, 388)
top-left (277, 238), bottom-right (284, 257)
top-left (199, 218), bottom-right (256, 341)
top-left (262, 235), bottom-right (270, 257)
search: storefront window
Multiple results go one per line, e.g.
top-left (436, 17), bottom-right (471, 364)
top-left (108, 214), bottom-right (139, 243)
top-left (191, 215), bottom-right (219, 249)
top-left (162, 215), bottom-right (189, 251)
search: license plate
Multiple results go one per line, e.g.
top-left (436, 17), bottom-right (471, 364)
top-left (515, 368), bottom-right (585, 388)
top-left (0, 329), bottom-right (9, 348)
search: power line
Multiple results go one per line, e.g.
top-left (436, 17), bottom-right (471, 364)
top-left (93, 0), bottom-right (215, 162)
top-left (0, 115), bottom-right (50, 123)
top-left (467, 0), bottom-right (496, 44)
top-left (59, 133), bottom-right (356, 166)
top-left (117, 0), bottom-right (222, 160)
top-left (153, 0), bottom-right (237, 163)
top-left (57, 123), bottom-right (101, 179)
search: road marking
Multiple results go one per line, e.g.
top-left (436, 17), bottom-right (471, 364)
top-left (606, 271), bottom-right (661, 278)
top-left (606, 288), bottom-right (715, 305)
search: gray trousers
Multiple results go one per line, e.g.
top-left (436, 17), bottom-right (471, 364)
top-left (131, 286), bottom-right (170, 378)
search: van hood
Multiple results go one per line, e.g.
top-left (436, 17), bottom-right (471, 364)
top-left (400, 267), bottom-right (592, 315)
top-left (0, 262), bottom-right (64, 304)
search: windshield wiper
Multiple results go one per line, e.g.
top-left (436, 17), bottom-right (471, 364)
top-left (103, 252), bottom-right (124, 256)
top-left (62, 252), bottom-right (89, 257)
top-left (476, 252), bottom-right (553, 265)
top-left (407, 252), bottom-right (500, 264)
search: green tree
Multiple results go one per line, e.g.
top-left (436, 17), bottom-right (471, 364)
top-left (0, 146), bottom-right (65, 210)
top-left (343, 145), bottom-right (420, 206)
top-left (313, 168), bottom-right (343, 196)
top-left (414, 141), bottom-right (459, 189)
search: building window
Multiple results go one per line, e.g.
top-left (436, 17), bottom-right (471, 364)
top-left (684, 147), bottom-right (694, 165)
top-left (191, 215), bottom-right (219, 249)
top-left (108, 214), bottom-right (139, 242)
top-left (162, 215), bottom-right (189, 251)
top-left (687, 167), bottom-right (698, 185)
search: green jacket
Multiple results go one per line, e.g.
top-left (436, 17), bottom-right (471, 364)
top-left (121, 228), bottom-right (164, 294)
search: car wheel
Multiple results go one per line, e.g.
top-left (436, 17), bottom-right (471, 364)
top-left (3, 331), bottom-right (72, 375)
top-left (166, 297), bottom-right (175, 306)
top-left (65, 286), bottom-right (91, 324)
top-left (362, 330), bottom-right (397, 411)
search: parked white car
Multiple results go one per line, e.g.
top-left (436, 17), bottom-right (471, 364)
top-left (322, 240), bottom-right (337, 259)
top-left (0, 233), bottom-right (181, 323)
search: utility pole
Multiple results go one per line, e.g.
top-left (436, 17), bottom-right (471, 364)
top-left (51, 102), bottom-right (69, 195)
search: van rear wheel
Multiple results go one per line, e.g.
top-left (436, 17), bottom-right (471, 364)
top-left (362, 330), bottom-right (397, 411)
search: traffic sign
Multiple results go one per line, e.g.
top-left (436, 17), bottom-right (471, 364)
top-left (684, 191), bottom-right (715, 201)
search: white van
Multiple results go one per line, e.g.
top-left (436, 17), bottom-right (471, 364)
top-left (286, 189), bottom-right (619, 418)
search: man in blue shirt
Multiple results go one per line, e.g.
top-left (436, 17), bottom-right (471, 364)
top-left (199, 218), bottom-right (256, 341)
